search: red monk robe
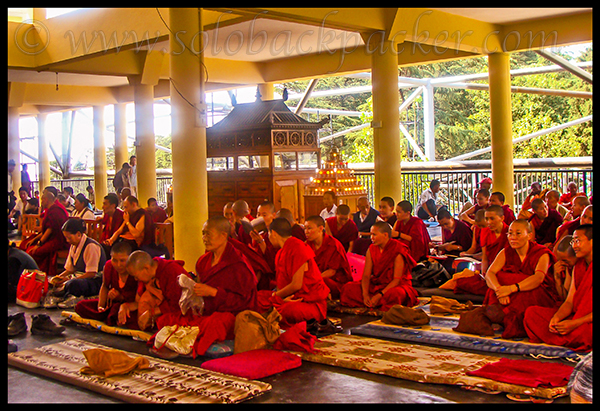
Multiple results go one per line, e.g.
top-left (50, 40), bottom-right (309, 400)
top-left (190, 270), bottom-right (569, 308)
top-left (484, 241), bottom-right (560, 339)
top-left (326, 216), bottom-right (359, 252)
top-left (340, 239), bottom-right (418, 311)
top-left (454, 222), bottom-right (509, 296)
top-left (230, 236), bottom-right (274, 291)
top-left (555, 217), bottom-right (580, 244)
top-left (157, 243), bottom-right (257, 357)
top-left (393, 216), bottom-right (431, 262)
top-left (502, 205), bottom-right (516, 225)
top-left (523, 259), bottom-right (592, 351)
top-left (257, 236), bottom-right (330, 328)
top-left (307, 233), bottom-right (353, 300)
top-left (529, 208), bottom-right (563, 246)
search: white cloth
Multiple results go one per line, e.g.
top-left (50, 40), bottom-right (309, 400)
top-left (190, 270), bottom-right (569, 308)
top-left (319, 204), bottom-right (337, 221)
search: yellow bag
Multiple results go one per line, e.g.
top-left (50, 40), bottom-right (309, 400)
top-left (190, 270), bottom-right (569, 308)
top-left (153, 324), bottom-right (200, 355)
top-left (233, 308), bottom-right (281, 354)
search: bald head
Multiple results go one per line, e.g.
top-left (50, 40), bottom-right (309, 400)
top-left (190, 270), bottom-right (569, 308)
top-left (276, 208), bottom-right (295, 226)
top-left (510, 218), bottom-right (532, 233)
top-left (205, 215), bottom-right (232, 234)
top-left (126, 250), bottom-right (155, 282)
top-left (232, 200), bottom-right (249, 217)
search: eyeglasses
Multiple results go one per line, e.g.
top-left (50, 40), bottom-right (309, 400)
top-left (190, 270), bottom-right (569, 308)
top-left (570, 238), bottom-right (582, 246)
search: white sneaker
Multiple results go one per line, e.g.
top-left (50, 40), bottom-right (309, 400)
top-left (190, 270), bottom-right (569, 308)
top-left (57, 295), bottom-right (85, 309)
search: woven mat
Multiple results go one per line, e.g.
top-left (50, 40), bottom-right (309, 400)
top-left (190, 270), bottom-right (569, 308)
top-left (8, 339), bottom-right (271, 403)
top-left (298, 333), bottom-right (568, 400)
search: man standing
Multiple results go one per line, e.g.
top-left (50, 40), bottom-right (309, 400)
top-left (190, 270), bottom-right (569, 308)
top-left (129, 155), bottom-right (137, 197)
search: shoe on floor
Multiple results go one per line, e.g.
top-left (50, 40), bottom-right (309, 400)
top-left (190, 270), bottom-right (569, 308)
top-left (8, 312), bottom-right (27, 337)
top-left (42, 293), bottom-right (63, 309)
top-left (30, 314), bottom-right (66, 335)
top-left (8, 340), bottom-right (18, 353)
top-left (57, 295), bottom-right (85, 309)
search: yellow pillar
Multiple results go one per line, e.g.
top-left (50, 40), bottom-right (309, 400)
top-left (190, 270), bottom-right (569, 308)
top-left (131, 79), bottom-right (157, 205)
top-left (93, 106), bottom-right (108, 207)
top-left (258, 82), bottom-right (275, 100)
top-left (488, 53), bottom-right (515, 210)
top-left (169, 7), bottom-right (209, 269)
top-left (113, 103), bottom-right (129, 173)
top-left (37, 113), bottom-right (51, 190)
top-left (371, 39), bottom-right (402, 203)
top-left (8, 107), bottom-right (21, 191)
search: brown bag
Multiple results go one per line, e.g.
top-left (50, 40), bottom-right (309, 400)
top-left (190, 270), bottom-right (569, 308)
top-left (381, 305), bottom-right (430, 326)
top-left (234, 308), bottom-right (281, 354)
top-left (137, 278), bottom-right (164, 331)
top-left (429, 295), bottom-right (474, 315)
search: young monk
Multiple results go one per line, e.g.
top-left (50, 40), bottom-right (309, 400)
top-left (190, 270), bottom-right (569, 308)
top-left (249, 200), bottom-right (278, 272)
top-left (555, 204), bottom-right (592, 245)
top-left (435, 208), bottom-right (473, 274)
top-left (459, 188), bottom-right (490, 226)
top-left (484, 219), bottom-right (560, 339)
top-left (277, 208), bottom-right (307, 241)
top-left (75, 241), bottom-right (138, 328)
top-left (460, 209), bottom-right (487, 258)
top-left (319, 190), bottom-right (337, 221)
top-left (552, 235), bottom-right (579, 301)
top-left (392, 200), bottom-right (431, 262)
top-left (98, 193), bottom-right (124, 256)
top-left (377, 196), bottom-right (397, 227)
top-left (256, 217), bottom-right (330, 329)
top-left (325, 204), bottom-right (359, 252)
top-left (529, 198), bottom-right (563, 247)
top-left (523, 224), bottom-right (593, 352)
top-left (305, 215), bottom-right (353, 300)
top-left (340, 221), bottom-right (418, 311)
top-left (231, 199), bottom-right (254, 245)
top-left (545, 190), bottom-right (569, 219)
top-left (489, 191), bottom-right (516, 225)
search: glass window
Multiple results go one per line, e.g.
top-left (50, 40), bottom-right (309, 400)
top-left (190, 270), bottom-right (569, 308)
top-left (238, 155), bottom-right (270, 170)
top-left (274, 152), bottom-right (297, 171)
top-left (298, 151), bottom-right (318, 170)
top-left (207, 157), bottom-right (233, 171)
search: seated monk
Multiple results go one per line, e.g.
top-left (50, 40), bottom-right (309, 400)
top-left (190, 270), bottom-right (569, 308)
top-left (125, 250), bottom-right (191, 331)
top-left (305, 215), bottom-right (353, 300)
top-left (377, 196), bottom-right (397, 227)
top-left (558, 181), bottom-right (586, 210)
top-left (489, 191), bottom-right (516, 225)
top-left (518, 182), bottom-right (548, 219)
top-left (231, 200), bottom-right (253, 245)
top-left (459, 188), bottom-right (490, 226)
top-left (545, 190), bottom-right (569, 219)
top-left (277, 208), bottom-right (307, 242)
top-left (524, 224), bottom-right (593, 352)
top-left (75, 241), bottom-right (139, 329)
top-left (108, 196), bottom-right (153, 252)
top-left (256, 217), bottom-right (330, 329)
top-left (460, 209), bottom-right (486, 258)
top-left (555, 204), bottom-right (592, 246)
top-left (98, 193), bottom-right (124, 256)
top-left (249, 201), bottom-right (279, 274)
top-left (552, 235), bottom-right (579, 301)
top-left (392, 200), bottom-right (431, 262)
top-left (529, 198), bottom-right (563, 247)
top-left (435, 209), bottom-right (473, 274)
top-left (146, 197), bottom-right (168, 224)
top-left (454, 205), bottom-right (508, 296)
top-left (352, 196), bottom-right (379, 256)
top-left (325, 204), bottom-right (359, 252)
top-left (19, 186), bottom-right (69, 277)
top-left (340, 221), bottom-right (418, 311)
top-left (484, 219), bottom-right (560, 339)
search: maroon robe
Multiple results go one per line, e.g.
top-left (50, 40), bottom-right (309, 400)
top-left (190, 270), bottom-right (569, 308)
top-left (393, 216), bottom-right (431, 262)
top-left (502, 205), bottom-right (516, 225)
top-left (228, 237), bottom-right (274, 290)
top-left (484, 241), bottom-right (560, 338)
top-left (291, 223), bottom-right (307, 241)
top-left (340, 239), bottom-right (418, 311)
top-left (441, 218), bottom-right (473, 252)
top-left (529, 208), bottom-right (563, 245)
top-left (148, 207), bottom-right (168, 224)
top-left (307, 234), bottom-right (353, 299)
top-left (555, 217), bottom-right (580, 244)
top-left (100, 208), bottom-right (124, 243)
top-left (326, 216), bottom-right (359, 252)
top-left (524, 260), bottom-right (592, 351)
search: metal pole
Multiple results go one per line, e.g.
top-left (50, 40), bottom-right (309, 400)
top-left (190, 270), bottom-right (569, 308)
top-left (422, 80), bottom-right (435, 161)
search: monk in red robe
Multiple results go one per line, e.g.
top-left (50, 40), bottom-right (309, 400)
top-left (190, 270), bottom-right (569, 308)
top-left (393, 200), bottom-right (431, 262)
top-left (459, 188), bottom-right (490, 226)
top-left (558, 182), bottom-right (587, 210)
top-left (484, 219), bottom-right (560, 339)
top-left (340, 221), bottom-right (418, 311)
top-left (325, 204), bottom-right (359, 253)
top-left (20, 186), bottom-right (69, 277)
top-left (555, 203), bottom-right (592, 245)
top-left (256, 217), bottom-right (330, 329)
top-left (305, 215), bottom-right (353, 300)
top-left (489, 191), bottom-right (516, 225)
top-left (528, 198), bottom-right (563, 247)
top-left (454, 205), bottom-right (508, 295)
top-left (524, 224), bottom-right (593, 351)
top-left (277, 208), bottom-right (307, 241)
top-left (250, 201), bottom-right (279, 275)
top-left (232, 200), bottom-right (253, 245)
top-left (435, 208), bottom-right (473, 274)
top-left (75, 241), bottom-right (139, 329)
top-left (98, 193), bottom-right (124, 254)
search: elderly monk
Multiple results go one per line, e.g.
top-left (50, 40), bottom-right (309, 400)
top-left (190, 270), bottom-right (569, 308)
top-left (524, 224), bottom-right (593, 352)
top-left (484, 219), bottom-right (560, 339)
top-left (325, 204), bottom-right (359, 252)
top-left (20, 186), bottom-right (69, 277)
top-left (529, 198), bottom-right (563, 247)
top-left (256, 217), bottom-right (330, 329)
top-left (305, 215), bottom-right (353, 300)
top-left (392, 200), bottom-right (431, 262)
top-left (340, 221), bottom-right (418, 311)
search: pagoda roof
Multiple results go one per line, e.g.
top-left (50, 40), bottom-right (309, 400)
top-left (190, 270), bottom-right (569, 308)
top-left (209, 99), bottom-right (326, 132)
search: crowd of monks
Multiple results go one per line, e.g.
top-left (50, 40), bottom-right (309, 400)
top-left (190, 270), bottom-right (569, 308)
top-left (12, 179), bottom-right (593, 357)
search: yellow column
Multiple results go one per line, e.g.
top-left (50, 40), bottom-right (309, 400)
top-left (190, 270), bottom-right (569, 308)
top-left (371, 39), bottom-right (402, 203)
top-left (488, 53), bottom-right (515, 210)
top-left (113, 103), bottom-right (129, 173)
top-left (37, 113), bottom-right (51, 190)
top-left (169, 7), bottom-right (208, 269)
top-left (258, 82), bottom-right (275, 100)
top-left (8, 107), bottom-right (21, 191)
top-left (132, 79), bottom-right (157, 205)
top-left (93, 106), bottom-right (108, 207)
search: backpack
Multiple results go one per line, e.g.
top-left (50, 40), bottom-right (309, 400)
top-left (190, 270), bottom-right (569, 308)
top-left (411, 260), bottom-right (451, 288)
top-left (16, 269), bottom-right (49, 308)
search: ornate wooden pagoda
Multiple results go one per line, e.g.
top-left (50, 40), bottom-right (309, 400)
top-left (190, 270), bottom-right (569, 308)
top-left (206, 98), bottom-right (328, 222)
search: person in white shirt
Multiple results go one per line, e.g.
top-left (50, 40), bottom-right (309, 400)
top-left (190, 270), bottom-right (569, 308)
top-left (416, 179), bottom-right (445, 220)
top-left (72, 193), bottom-right (96, 220)
top-left (129, 155), bottom-right (138, 198)
top-left (319, 190), bottom-right (337, 221)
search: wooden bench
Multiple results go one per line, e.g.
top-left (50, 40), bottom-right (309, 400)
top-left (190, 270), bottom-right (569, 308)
top-left (20, 213), bottom-right (42, 239)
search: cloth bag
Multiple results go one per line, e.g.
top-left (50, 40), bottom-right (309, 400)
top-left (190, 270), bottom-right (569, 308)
top-left (16, 269), bottom-right (49, 308)
top-left (234, 308), bottom-right (281, 354)
top-left (381, 305), bottom-right (430, 326)
top-left (428, 295), bottom-right (474, 315)
top-left (153, 324), bottom-right (200, 356)
top-left (178, 274), bottom-right (204, 316)
top-left (411, 260), bottom-right (451, 288)
top-left (80, 348), bottom-right (151, 377)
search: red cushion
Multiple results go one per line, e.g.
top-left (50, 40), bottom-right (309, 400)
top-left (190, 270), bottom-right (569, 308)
top-left (200, 349), bottom-right (302, 379)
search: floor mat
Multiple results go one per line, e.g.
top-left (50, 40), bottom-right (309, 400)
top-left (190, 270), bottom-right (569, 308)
top-left (298, 333), bottom-right (568, 400)
top-left (8, 339), bottom-right (271, 403)
top-left (61, 311), bottom-right (154, 341)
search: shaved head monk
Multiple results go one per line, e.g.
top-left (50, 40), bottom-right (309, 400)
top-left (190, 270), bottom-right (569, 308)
top-left (392, 200), bottom-right (431, 262)
top-left (552, 235), bottom-right (579, 301)
top-left (277, 208), bottom-right (307, 241)
top-left (340, 221), bottom-right (418, 311)
top-left (524, 224), bottom-right (593, 352)
top-left (529, 198), bottom-right (563, 247)
top-left (305, 215), bottom-right (353, 300)
top-left (152, 216), bottom-right (258, 357)
top-left (231, 200), bottom-right (253, 245)
top-left (325, 204), bottom-right (359, 252)
top-left (555, 202), bottom-right (592, 245)
top-left (250, 201), bottom-right (279, 278)
top-left (489, 191), bottom-right (515, 225)
top-left (483, 219), bottom-right (560, 339)
top-left (256, 217), bottom-right (330, 329)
